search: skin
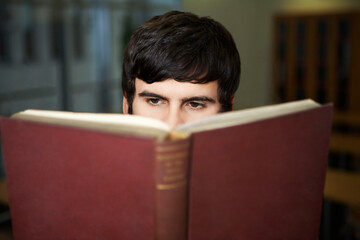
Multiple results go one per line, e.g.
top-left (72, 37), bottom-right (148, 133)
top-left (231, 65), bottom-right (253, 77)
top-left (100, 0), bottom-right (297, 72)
top-left (123, 78), bottom-right (222, 129)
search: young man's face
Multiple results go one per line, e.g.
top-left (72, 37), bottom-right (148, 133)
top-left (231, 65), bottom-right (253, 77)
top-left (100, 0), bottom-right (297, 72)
top-left (123, 78), bottom-right (221, 129)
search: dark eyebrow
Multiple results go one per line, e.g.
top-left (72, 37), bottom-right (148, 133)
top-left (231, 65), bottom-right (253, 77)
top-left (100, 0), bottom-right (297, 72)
top-left (182, 96), bottom-right (216, 104)
top-left (138, 91), bottom-right (168, 101)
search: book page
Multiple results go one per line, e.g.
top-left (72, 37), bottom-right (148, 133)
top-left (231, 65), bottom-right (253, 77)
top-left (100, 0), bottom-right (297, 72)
top-left (12, 110), bottom-right (171, 140)
top-left (175, 99), bottom-right (320, 134)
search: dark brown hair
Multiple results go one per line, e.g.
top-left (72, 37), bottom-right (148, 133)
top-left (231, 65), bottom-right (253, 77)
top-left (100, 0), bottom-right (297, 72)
top-left (122, 11), bottom-right (241, 113)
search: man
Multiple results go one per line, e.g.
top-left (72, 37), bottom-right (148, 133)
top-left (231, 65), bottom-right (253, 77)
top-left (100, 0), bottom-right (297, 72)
top-left (122, 11), bottom-right (240, 128)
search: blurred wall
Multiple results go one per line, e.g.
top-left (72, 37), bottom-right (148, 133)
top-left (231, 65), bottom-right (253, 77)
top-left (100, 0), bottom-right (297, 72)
top-left (183, 0), bottom-right (360, 110)
top-left (0, 0), bottom-right (181, 117)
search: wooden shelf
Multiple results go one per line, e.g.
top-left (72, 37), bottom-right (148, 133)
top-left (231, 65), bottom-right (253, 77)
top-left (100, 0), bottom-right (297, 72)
top-left (324, 168), bottom-right (360, 206)
top-left (333, 111), bottom-right (360, 127)
top-left (330, 133), bottom-right (360, 155)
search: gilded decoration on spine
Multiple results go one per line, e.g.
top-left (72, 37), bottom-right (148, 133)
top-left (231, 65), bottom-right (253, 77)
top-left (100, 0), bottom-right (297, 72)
top-left (155, 139), bottom-right (190, 190)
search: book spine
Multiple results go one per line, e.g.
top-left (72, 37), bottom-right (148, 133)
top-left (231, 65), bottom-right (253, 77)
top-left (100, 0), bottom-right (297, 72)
top-left (317, 19), bottom-right (329, 104)
top-left (154, 138), bottom-right (191, 240)
top-left (295, 20), bottom-right (306, 100)
top-left (336, 18), bottom-right (350, 111)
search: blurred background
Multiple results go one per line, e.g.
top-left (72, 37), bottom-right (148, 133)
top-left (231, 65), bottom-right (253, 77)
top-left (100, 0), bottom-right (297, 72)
top-left (0, 0), bottom-right (360, 239)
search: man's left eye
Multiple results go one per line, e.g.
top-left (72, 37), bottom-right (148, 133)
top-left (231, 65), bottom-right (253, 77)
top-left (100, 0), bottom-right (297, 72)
top-left (147, 98), bottom-right (162, 105)
top-left (189, 102), bottom-right (205, 109)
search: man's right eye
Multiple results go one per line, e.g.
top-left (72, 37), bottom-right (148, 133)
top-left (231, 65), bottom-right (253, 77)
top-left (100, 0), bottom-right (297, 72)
top-left (147, 98), bottom-right (163, 106)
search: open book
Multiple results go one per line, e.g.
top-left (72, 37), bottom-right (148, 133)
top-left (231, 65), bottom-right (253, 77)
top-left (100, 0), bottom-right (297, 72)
top-left (1, 99), bottom-right (333, 240)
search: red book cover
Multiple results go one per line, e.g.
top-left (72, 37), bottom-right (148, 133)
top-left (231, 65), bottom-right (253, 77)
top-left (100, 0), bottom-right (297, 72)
top-left (188, 105), bottom-right (332, 239)
top-left (1, 119), bottom-right (157, 240)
